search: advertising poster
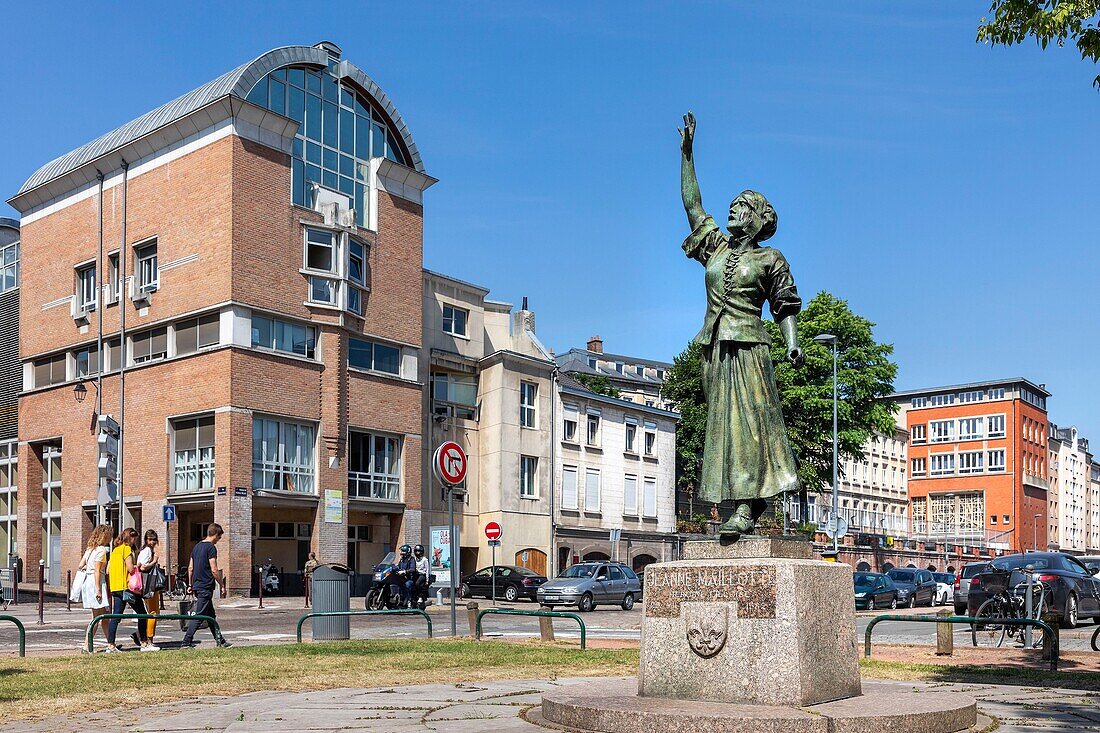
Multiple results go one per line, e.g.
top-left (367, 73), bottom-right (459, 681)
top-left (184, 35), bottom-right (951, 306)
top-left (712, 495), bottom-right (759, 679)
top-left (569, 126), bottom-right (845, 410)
top-left (429, 525), bottom-right (460, 588)
top-left (324, 489), bottom-right (343, 523)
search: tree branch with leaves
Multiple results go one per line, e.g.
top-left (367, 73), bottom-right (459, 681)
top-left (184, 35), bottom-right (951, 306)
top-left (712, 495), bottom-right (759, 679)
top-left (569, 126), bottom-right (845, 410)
top-left (977, 1), bottom-right (1100, 89)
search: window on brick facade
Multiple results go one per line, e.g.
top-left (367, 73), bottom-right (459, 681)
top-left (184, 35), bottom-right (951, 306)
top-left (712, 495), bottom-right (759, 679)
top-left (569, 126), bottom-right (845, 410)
top-left (348, 431), bottom-right (400, 500)
top-left (75, 263), bottom-right (97, 312)
top-left (910, 424), bottom-right (926, 443)
top-left (988, 449), bottom-right (1006, 472)
top-left (987, 414), bottom-right (1006, 438)
top-left (929, 453), bottom-right (955, 476)
top-left (172, 416), bottom-right (215, 492)
top-left (75, 346), bottom-right (100, 378)
top-left (251, 314), bottom-right (316, 359)
top-left (442, 304), bottom-right (468, 337)
top-left (929, 419), bottom-right (955, 443)
top-left (134, 241), bottom-right (158, 292)
top-left (131, 327), bottom-right (167, 364)
top-left (958, 417), bottom-right (983, 441)
top-left (349, 337), bottom-right (400, 376)
top-left (252, 417), bottom-right (316, 493)
top-left (176, 313), bottom-right (220, 355)
top-left (33, 354), bottom-right (67, 387)
top-left (106, 253), bottom-right (120, 303)
top-left (911, 457), bottom-right (927, 476)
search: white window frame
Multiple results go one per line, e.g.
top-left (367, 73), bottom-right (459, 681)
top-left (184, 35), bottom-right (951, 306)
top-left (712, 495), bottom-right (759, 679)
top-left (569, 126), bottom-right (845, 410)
top-left (912, 457), bottom-right (927, 477)
top-left (172, 415), bottom-right (216, 492)
top-left (562, 404), bottom-right (578, 443)
top-left (988, 448), bottom-right (1006, 472)
top-left (0, 241), bottom-right (18, 294)
top-left (75, 263), bottom-right (97, 312)
top-left (303, 227), bottom-right (338, 274)
top-left (958, 417), bottom-right (983, 441)
top-left (644, 421), bottom-right (657, 456)
top-left (929, 453), bottom-right (955, 477)
top-left (520, 455), bottom-right (538, 498)
top-left (561, 465), bottom-right (578, 510)
top-left (987, 414), bottom-right (1006, 438)
top-left (584, 468), bottom-right (600, 512)
top-left (520, 382), bottom-right (537, 429)
top-left (442, 304), bottom-right (468, 337)
top-left (643, 477), bottom-right (657, 518)
top-left (586, 411), bottom-right (601, 447)
top-left (929, 419), bottom-right (955, 443)
top-left (623, 474), bottom-right (638, 516)
top-left (958, 450), bottom-right (984, 475)
top-left (252, 416), bottom-right (317, 494)
top-left (348, 430), bottom-right (402, 500)
top-left (134, 240), bottom-right (158, 292)
top-left (910, 424), bottom-right (926, 444)
top-left (624, 420), bottom-right (637, 453)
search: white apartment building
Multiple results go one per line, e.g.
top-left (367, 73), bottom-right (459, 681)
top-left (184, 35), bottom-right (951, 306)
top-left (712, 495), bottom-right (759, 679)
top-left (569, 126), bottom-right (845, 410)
top-left (825, 428), bottom-right (909, 541)
top-left (1091, 461), bottom-right (1100, 552)
top-left (1047, 423), bottom-right (1095, 553)
top-left (554, 373), bottom-right (678, 575)
top-left (555, 336), bottom-right (674, 410)
top-left (422, 271), bottom-right (556, 578)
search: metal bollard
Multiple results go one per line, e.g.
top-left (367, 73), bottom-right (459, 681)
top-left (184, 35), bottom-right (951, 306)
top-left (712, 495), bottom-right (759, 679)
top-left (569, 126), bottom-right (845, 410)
top-left (37, 562), bottom-right (45, 626)
top-left (466, 601), bottom-right (480, 639)
top-left (257, 568), bottom-right (264, 609)
top-left (539, 605), bottom-right (556, 642)
top-left (935, 608), bottom-right (953, 656)
top-left (66, 570), bottom-right (72, 612)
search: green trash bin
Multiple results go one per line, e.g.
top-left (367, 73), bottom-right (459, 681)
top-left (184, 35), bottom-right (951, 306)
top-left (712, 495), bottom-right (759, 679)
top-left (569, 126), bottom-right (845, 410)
top-left (311, 563), bottom-right (350, 640)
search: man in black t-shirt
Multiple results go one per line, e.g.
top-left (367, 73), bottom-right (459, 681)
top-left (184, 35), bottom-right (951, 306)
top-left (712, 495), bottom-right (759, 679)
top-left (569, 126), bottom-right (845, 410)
top-left (182, 523), bottom-right (231, 648)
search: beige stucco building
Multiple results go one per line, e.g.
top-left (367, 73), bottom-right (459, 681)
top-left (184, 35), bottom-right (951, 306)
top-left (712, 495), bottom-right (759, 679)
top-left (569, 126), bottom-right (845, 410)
top-left (1047, 423), bottom-right (1094, 553)
top-left (827, 428), bottom-right (910, 542)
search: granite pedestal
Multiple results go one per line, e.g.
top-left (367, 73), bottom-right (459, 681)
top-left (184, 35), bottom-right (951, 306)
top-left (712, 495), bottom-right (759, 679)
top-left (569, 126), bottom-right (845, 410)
top-left (640, 537), bottom-right (860, 706)
top-left (539, 536), bottom-right (978, 733)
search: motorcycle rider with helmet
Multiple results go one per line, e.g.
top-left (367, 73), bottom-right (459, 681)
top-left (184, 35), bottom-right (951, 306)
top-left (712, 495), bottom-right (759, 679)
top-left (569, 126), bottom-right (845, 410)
top-left (393, 544), bottom-right (418, 607)
top-left (412, 544), bottom-right (431, 608)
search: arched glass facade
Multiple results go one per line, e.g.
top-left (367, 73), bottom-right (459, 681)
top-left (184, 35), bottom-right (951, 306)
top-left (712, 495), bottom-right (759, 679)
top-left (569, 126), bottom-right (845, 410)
top-left (246, 61), bottom-right (408, 227)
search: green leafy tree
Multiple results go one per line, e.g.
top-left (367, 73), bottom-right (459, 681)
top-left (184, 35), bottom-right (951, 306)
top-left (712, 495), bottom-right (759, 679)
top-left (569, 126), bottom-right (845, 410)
top-left (977, 1), bottom-right (1100, 89)
top-left (663, 292), bottom-right (898, 514)
top-left (566, 371), bottom-right (620, 399)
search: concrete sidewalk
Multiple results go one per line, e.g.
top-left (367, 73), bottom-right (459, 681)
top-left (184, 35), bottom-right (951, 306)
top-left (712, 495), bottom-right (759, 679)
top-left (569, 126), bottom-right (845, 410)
top-left (6, 677), bottom-right (1100, 733)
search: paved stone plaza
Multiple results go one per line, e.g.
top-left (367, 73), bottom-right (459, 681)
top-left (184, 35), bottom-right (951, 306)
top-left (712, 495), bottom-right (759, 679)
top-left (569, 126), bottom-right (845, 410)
top-left (6, 677), bottom-right (1099, 733)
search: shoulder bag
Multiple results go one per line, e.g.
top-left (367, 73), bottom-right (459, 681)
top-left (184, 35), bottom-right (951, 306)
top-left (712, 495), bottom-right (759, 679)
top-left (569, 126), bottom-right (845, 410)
top-left (69, 549), bottom-right (90, 603)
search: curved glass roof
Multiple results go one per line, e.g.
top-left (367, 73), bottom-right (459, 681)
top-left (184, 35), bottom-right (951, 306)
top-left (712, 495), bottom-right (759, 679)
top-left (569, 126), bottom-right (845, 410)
top-left (14, 44), bottom-right (424, 200)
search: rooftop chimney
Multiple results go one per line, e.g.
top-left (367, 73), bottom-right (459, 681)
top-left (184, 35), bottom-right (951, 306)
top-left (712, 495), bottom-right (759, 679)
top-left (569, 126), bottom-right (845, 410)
top-left (587, 335), bottom-right (603, 354)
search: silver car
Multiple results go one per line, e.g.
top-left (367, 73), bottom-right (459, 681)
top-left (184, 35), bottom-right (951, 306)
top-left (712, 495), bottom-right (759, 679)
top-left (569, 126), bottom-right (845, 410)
top-left (536, 562), bottom-right (642, 612)
top-left (954, 562), bottom-right (988, 615)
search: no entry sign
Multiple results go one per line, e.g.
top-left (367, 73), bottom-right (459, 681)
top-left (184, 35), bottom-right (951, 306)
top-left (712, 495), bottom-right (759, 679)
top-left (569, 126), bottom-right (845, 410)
top-left (484, 521), bottom-right (503, 541)
top-left (433, 441), bottom-right (467, 486)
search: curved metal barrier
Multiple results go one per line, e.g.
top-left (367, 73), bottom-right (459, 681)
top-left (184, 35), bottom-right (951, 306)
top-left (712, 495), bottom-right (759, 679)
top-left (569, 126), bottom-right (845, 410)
top-left (295, 609), bottom-right (433, 643)
top-left (85, 613), bottom-right (220, 653)
top-left (475, 608), bottom-right (587, 650)
top-left (864, 614), bottom-right (1058, 672)
top-left (0, 615), bottom-right (25, 657)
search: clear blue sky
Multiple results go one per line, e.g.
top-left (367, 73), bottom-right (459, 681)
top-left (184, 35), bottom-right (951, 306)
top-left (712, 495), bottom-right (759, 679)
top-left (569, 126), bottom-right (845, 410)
top-left (2, 3), bottom-right (1097, 437)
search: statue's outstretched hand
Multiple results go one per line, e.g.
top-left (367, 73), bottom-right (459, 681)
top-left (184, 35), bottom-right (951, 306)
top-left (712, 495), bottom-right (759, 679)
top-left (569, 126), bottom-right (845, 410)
top-left (787, 347), bottom-right (804, 368)
top-left (679, 111), bottom-right (696, 155)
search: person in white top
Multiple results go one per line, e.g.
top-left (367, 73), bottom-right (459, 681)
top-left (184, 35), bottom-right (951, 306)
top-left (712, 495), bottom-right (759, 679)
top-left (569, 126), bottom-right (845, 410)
top-left (413, 544), bottom-right (431, 606)
top-left (133, 530), bottom-right (162, 649)
top-left (79, 525), bottom-right (113, 650)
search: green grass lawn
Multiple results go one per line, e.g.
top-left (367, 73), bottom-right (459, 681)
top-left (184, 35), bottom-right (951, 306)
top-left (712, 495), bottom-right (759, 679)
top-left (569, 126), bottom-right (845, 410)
top-left (0, 639), bottom-right (638, 721)
top-left (860, 658), bottom-right (1100, 690)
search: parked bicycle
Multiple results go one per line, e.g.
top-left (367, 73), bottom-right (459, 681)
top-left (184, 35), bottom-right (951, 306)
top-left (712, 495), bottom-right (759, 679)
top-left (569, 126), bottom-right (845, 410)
top-left (971, 568), bottom-right (1050, 648)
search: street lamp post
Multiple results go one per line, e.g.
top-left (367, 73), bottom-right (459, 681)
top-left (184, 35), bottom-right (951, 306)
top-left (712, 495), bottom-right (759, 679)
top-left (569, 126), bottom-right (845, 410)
top-left (813, 333), bottom-right (839, 555)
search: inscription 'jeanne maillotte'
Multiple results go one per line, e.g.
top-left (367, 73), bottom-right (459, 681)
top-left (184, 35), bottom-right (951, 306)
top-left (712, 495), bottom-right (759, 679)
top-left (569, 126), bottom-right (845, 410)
top-left (645, 566), bottom-right (777, 619)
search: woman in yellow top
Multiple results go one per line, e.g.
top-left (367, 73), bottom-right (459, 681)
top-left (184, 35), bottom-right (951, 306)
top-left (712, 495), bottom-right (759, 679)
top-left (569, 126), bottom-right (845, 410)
top-left (105, 528), bottom-right (158, 653)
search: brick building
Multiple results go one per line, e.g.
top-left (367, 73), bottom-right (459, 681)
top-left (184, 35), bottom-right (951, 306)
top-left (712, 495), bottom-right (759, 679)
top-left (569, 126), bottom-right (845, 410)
top-left (6, 42), bottom-right (433, 593)
top-left (0, 218), bottom-right (18, 571)
top-left (893, 379), bottom-right (1050, 557)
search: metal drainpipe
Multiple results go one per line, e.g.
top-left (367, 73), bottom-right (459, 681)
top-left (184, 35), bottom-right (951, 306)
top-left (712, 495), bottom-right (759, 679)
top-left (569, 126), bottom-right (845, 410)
top-left (117, 160), bottom-right (128, 535)
top-left (95, 171), bottom-right (105, 525)
top-left (549, 366), bottom-right (559, 576)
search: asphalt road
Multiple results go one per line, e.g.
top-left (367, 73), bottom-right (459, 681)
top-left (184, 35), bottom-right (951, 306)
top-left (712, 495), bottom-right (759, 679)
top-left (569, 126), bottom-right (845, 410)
top-left (4, 596), bottom-right (1099, 655)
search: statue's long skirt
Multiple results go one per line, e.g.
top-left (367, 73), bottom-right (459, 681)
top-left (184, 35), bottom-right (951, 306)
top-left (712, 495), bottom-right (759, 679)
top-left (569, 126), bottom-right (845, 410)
top-left (699, 341), bottom-right (800, 503)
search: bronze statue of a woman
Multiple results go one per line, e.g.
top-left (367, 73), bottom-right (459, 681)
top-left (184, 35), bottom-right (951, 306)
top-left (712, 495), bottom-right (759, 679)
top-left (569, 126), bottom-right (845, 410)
top-left (679, 111), bottom-right (803, 540)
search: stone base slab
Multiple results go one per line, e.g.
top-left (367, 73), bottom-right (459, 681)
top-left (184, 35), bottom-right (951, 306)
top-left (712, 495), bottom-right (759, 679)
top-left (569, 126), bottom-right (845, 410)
top-left (682, 536), bottom-right (813, 561)
top-left (540, 679), bottom-right (977, 733)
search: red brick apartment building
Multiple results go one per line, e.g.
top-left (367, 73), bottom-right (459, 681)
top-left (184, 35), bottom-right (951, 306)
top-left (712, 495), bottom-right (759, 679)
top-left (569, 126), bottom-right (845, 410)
top-left (6, 42), bottom-right (434, 593)
top-left (893, 379), bottom-right (1050, 557)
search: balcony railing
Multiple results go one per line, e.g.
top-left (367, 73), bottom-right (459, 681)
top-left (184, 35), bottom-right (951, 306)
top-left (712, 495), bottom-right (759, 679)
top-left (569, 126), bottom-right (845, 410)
top-left (348, 472), bottom-right (400, 501)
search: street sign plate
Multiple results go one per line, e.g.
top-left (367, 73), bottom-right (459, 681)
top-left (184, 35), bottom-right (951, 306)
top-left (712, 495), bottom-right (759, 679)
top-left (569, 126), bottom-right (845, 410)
top-left (97, 414), bottom-right (120, 436)
top-left (162, 504), bottom-right (176, 522)
top-left (433, 441), bottom-right (467, 486)
top-left (484, 521), bottom-right (503, 541)
top-left (487, 539), bottom-right (501, 547)
top-left (824, 516), bottom-right (849, 540)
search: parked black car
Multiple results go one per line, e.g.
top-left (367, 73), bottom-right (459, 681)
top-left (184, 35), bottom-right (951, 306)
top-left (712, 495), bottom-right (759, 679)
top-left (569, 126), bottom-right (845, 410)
top-left (886, 568), bottom-right (937, 607)
top-left (460, 565), bottom-right (547, 602)
top-left (966, 552), bottom-right (1100, 628)
top-left (853, 572), bottom-right (898, 610)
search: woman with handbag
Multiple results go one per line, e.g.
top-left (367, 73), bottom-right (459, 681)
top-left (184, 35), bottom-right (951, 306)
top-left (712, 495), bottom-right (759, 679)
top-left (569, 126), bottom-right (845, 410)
top-left (77, 525), bottom-right (113, 649)
top-left (133, 530), bottom-right (164, 647)
top-left (105, 527), bottom-right (158, 653)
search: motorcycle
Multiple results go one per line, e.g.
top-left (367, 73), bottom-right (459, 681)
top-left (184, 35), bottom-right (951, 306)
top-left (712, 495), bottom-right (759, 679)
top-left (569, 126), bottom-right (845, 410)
top-left (365, 561), bottom-right (401, 610)
top-left (259, 559), bottom-right (280, 595)
top-left (410, 572), bottom-right (435, 611)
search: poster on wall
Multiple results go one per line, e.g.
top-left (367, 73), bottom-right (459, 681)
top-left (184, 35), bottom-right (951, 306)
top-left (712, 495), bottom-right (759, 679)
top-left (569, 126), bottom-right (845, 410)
top-left (324, 490), bottom-right (343, 523)
top-left (429, 525), bottom-right (460, 588)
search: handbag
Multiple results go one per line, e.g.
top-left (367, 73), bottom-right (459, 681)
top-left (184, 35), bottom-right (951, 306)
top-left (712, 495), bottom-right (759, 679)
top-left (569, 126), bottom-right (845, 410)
top-left (70, 549), bottom-right (90, 603)
top-left (142, 565), bottom-right (167, 598)
top-left (127, 565), bottom-right (144, 594)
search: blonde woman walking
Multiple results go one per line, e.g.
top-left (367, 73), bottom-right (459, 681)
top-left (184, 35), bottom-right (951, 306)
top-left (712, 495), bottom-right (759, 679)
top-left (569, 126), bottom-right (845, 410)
top-left (78, 525), bottom-right (113, 650)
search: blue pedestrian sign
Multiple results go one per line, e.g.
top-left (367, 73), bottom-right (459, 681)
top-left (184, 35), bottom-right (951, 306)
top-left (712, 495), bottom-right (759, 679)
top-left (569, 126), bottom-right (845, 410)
top-left (162, 504), bottom-right (177, 522)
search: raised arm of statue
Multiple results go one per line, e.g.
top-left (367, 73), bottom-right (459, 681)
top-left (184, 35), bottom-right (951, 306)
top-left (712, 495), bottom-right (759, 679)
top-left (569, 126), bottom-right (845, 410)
top-left (679, 112), bottom-right (706, 230)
